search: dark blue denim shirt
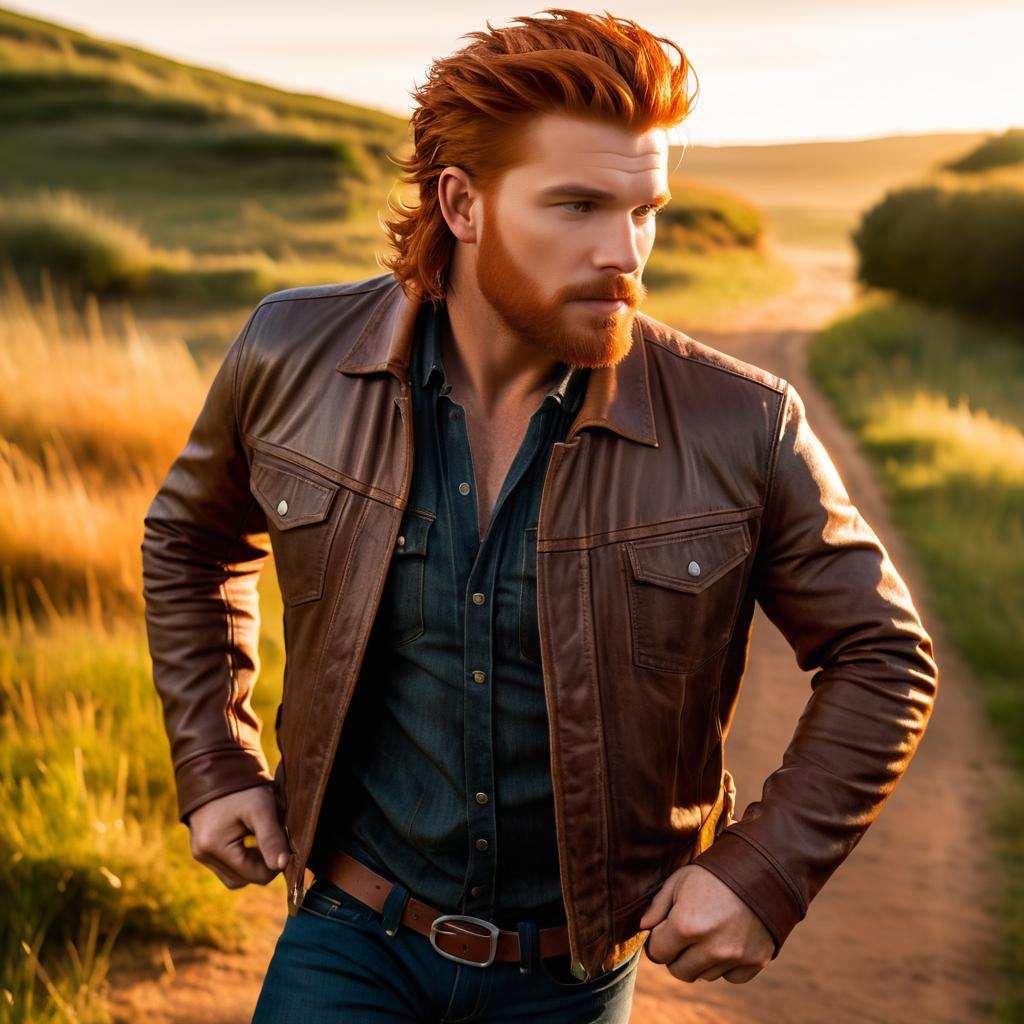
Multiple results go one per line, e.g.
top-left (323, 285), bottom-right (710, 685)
top-left (316, 299), bottom-right (590, 928)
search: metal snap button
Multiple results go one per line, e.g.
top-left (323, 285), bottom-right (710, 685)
top-left (471, 592), bottom-right (486, 605)
top-left (277, 499), bottom-right (289, 516)
top-left (471, 670), bottom-right (486, 683)
top-left (687, 560), bottom-right (701, 577)
top-left (458, 481), bottom-right (471, 495)
top-left (397, 535), bottom-right (405, 547)
top-left (475, 838), bottom-right (489, 851)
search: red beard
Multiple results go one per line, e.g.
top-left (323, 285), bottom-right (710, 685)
top-left (473, 206), bottom-right (647, 369)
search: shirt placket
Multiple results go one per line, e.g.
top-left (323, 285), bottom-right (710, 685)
top-left (437, 384), bottom-right (561, 920)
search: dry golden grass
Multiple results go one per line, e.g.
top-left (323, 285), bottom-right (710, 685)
top-left (0, 269), bottom-right (211, 620)
top-left (0, 265), bottom-right (204, 480)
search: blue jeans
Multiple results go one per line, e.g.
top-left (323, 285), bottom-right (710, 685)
top-left (251, 877), bottom-right (641, 1023)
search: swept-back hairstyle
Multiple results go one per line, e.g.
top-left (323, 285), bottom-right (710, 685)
top-left (379, 8), bottom-right (699, 302)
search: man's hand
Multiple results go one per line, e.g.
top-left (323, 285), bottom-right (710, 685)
top-left (186, 784), bottom-right (290, 889)
top-left (638, 863), bottom-right (777, 984)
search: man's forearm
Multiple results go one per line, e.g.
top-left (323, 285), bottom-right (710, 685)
top-left (141, 304), bottom-right (274, 823)
top-left (691, 381), bottom-right (939, 957)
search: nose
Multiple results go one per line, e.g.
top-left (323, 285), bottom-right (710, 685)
top-left (593, 214), bottom-right (645, 277)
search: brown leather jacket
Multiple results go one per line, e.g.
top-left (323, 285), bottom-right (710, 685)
top-left (141, 273), bottom-right (938, 981)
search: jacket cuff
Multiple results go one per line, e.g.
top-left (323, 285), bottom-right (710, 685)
top-left (175, 745), bottom-right (273, 825)
top-left (690, 830), bottom-right (806, 959)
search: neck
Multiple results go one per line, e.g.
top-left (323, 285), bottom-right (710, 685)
top-left (442, 258), bottom-right (565, 418)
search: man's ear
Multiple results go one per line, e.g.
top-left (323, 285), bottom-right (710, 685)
top-left (437, 166), bottom-right (482, 244)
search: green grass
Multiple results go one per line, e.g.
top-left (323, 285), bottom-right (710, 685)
top-left (808, 292), bottom-right (1024, 1021)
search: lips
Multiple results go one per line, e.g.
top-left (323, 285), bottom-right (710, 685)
top-left (574, 297), bottom-right (629, 313)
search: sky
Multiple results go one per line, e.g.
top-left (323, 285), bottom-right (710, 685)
top-left (6, 0), bottom-right (1022, 147)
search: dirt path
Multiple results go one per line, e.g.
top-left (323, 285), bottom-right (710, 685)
top-left (108, 244), bottom-right (1013, 1023)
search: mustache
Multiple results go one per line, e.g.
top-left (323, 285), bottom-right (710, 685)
top-left (565, 279), bottom-right (645, 303)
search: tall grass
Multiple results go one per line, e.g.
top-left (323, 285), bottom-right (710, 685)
top-left (0, 267), bottom-right (206, 621)
top-left (808, 293), bottom-right (1024, 1021)
top-left (0, 275), bottom-right (284, 1021)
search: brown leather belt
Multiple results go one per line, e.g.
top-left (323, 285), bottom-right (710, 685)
top-left (306, 846), bottom-right (571, 968)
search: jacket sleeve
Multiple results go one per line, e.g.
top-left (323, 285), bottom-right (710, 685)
top-left (690, 380), bottom-right (939, 958)
top-left (141, 303), bottom-right (274, 826)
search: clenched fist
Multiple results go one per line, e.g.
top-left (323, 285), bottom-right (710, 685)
top-left (639, 863), bottom-right (778, 984)
top-left (186, 784), bottom-right (291, 889)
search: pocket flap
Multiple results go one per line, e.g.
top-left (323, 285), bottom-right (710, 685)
top-left (393, 507), bottom-right (434, 556)
top-left (626, 523), bottom-right (750, 594)
top-left (250, 453), bottom-right (338, 530)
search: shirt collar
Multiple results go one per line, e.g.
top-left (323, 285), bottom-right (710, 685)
top-left (418, 299), bottom-right (583, 409)
top-left (337, 279), bottom-right (658, 448)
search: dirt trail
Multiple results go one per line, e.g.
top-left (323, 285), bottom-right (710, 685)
top-left (108, 244), bottom-right (1012, 1023)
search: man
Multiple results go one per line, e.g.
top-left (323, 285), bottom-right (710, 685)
top-left (141, 9), bottom-right (938, 1022)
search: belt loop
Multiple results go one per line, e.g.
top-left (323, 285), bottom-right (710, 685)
top-left (382, 882), bottom-right (411, 937)
top-left (516, 920), bottom-right (539, 974)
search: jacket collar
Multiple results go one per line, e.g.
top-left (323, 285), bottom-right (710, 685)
top-left (337, 277), bottom-right (658, 447)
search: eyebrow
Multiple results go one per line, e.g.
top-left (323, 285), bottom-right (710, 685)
top-left (540, 183), bottom-right (672, 207)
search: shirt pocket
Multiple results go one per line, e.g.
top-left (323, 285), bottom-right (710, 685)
top-left (624, 522), bottom-right (751, 675)
top-left (249, 451), bottom-right (347, 606)
top-left (379, 505), bottom-right (435, 648)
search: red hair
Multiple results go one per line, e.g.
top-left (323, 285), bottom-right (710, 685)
top-left (378, 8), bottom-right (699, 303)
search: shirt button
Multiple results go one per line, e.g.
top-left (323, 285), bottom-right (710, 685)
top-left (458, 481), bottom-right (471, 495)
top-left (471, 669), bottom-right (486, 683)
top-left (277, 499), bottom-right (288, 516)
top-left (475, 838), bottom-right (489, 852)
top-left (687, 560), bottom-right (701, 577)
top-left (475, 791), bottom-right (489, 804)
top-left (396, 535), bottom-right (405, 547)
top-left (472, 592), bottom-right (486, 605)
top-left (470, 885), bottom-right (483, 897)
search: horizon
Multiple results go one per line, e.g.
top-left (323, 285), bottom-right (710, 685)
top-left (3, 1), bottom-right (1020, 148)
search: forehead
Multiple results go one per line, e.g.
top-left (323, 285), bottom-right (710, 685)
top-left (508, 112), bottom-right (668, 188)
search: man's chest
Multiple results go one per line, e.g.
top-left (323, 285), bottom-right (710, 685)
top-left (463, 411), bottom-right (534, 542)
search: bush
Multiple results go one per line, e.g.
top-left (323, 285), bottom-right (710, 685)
top-left (658, 179), bottom-right (764, 251)
top-left (852, 176), bottom-right (1024, 326)
top-left (0, 189), bottom-right (154, 296)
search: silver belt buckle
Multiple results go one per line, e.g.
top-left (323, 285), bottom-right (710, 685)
top-left (429, 914), bottom-right (501, 967)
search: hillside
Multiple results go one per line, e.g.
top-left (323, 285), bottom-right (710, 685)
top-left (0, 6), bottom-right (410, 263)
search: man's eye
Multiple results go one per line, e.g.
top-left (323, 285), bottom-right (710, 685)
top-left (561, 201), bottom-right (662, 218)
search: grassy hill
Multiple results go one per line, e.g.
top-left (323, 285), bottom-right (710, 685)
top-left (0, 6), bottom-right (409, 259)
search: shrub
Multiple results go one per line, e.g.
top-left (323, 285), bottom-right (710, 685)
top-left (852, 176), bottom-right (1024, 326)
top-left (0, 189), bottom-right (154, 296)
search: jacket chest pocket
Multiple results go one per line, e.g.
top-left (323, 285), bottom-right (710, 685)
top-left (249, 452), bottom-right (347, 606)
top-left (624, 522), bottom-right (751, 675)
top-left (378, 505), bottom-right (435, 647)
